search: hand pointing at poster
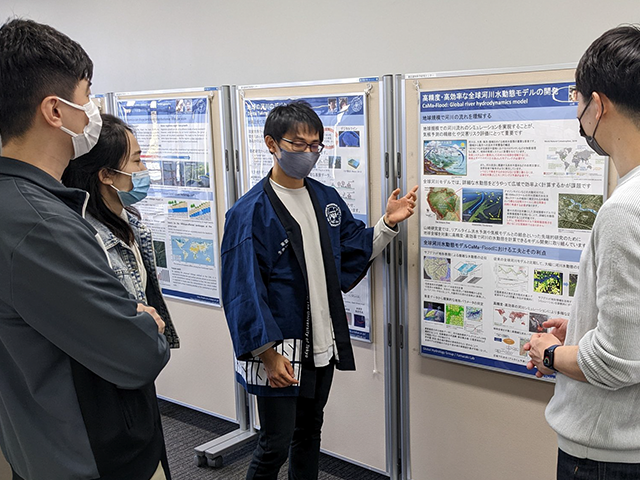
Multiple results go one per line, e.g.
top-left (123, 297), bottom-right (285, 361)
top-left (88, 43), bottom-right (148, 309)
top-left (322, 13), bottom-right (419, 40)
top-left (384, 185), bottom-right (419, 227)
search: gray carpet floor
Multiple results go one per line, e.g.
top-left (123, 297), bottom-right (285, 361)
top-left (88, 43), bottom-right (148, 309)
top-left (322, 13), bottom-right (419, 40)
top-left (159, 399), bottom-right (389, 480)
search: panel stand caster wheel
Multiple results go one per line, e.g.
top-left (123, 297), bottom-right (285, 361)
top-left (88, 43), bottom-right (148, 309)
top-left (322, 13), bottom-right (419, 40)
top-left (207, 455), bottom-right (223, 468)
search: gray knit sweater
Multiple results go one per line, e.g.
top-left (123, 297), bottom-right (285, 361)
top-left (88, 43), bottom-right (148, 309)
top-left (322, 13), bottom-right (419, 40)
top-left (546, 164), bottom-right (640, 463)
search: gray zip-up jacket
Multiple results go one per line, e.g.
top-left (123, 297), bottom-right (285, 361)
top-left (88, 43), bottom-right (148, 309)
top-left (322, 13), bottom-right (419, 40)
top-left (0, 157), bottom-right (170, 480)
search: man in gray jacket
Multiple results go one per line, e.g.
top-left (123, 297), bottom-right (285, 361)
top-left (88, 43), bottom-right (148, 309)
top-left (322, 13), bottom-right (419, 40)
top-left (0, 19), bottom-right (171, 480)
top-left (526, 26), bottom-right (640, 479)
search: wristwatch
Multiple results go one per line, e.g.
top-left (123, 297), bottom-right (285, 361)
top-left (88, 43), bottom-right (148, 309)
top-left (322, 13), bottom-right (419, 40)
top-left (542, 344), bottom-right (561, 371)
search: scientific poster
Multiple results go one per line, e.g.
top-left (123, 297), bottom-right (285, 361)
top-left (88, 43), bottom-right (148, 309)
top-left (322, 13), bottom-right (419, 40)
top-left (243, 93), bottom-right (373, 341)
top-left (117, 95), bottom-right (221, 306)
top-left (418, 82), bottom-right (606, 377)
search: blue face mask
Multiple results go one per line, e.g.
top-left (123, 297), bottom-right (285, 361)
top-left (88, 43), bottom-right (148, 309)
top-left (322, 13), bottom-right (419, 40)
top-left (111, 169), bottom-right (151, 206)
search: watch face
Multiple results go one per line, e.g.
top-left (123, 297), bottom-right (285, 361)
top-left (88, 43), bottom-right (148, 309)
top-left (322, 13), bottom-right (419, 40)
top-left (543, 358), bottom-right (551, 367)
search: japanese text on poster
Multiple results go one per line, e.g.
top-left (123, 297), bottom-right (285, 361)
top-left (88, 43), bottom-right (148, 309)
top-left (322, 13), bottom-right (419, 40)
top-left (418, 82), bottom-right (606, 377)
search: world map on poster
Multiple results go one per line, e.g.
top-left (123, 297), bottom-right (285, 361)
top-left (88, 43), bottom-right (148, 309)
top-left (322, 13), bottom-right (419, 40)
top-left (171, 236), bottom-right (214, 266)
top-left (547, 146), bottom-right (604, 175)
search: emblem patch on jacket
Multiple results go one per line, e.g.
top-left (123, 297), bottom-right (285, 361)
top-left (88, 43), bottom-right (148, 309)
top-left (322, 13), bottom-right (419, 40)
top-left (325, 203), bottom-right (342, 227)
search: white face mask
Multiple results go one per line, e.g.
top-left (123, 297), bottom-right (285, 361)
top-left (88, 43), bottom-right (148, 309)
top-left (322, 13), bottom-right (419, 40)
top-left (57, 97), bottom-right (103, 159)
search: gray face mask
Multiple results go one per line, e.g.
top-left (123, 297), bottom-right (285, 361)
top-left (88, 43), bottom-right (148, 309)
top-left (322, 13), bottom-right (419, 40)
top-left (274, 149), bottom-right (320, 179)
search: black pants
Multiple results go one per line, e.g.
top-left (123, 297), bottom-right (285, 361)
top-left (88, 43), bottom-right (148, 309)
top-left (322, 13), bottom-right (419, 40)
top-left (246, 363), bottom-right (335, 480)
top-left (558, 449), bottom-right (640, 480)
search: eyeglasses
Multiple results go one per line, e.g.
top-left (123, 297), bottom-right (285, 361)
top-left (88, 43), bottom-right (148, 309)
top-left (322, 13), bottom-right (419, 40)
top-left (281, 137), bottom-right (324, 153)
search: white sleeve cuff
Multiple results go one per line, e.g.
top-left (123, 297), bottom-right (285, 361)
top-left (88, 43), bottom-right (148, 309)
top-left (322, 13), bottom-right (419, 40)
top-left (370, 216), bottom-right (399, 260)
top-left (251, 342), bottom-right (276, 358)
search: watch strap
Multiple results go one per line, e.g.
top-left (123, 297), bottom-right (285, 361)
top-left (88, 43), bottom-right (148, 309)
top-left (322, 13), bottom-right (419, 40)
top-left (543, 344), bottom-right (560, 371)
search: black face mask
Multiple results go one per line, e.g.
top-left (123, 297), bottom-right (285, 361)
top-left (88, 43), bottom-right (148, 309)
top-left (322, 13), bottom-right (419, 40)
top-left (578, 96), bottom-right (609, 157)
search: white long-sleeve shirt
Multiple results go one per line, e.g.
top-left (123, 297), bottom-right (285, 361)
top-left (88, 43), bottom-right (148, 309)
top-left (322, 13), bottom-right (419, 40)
top-left (253, 179), bottom-right (396, 365)
top-left (545, 164), bottom-right (640, 462)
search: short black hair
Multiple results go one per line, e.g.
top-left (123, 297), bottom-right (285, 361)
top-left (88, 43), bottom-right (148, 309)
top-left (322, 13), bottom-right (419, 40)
top-left (62, 114), bottom-right (136, 245)
top-left (0, 18), bottom-right (94, 143)
top-left (263, 100), bottom-right (324, 143)
top-left (576, 25), bottom-right (640, 125)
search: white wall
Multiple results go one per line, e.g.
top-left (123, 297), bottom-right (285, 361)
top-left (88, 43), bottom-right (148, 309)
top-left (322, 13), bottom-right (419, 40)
top-left (1, 0), bottom-right (637, 94)
top-left (1, 1), bottom-right (638, 478)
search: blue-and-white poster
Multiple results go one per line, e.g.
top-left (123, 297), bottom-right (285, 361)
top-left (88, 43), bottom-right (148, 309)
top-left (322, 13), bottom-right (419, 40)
top-left (117, 95), bottom-right (221, 306)
top-left (418, 81), bottom-right (607, 378)
top-left (243, 92), bottom-right (372, 341)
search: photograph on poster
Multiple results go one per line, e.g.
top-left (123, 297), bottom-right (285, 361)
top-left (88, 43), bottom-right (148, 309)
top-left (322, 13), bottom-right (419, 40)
top-left (427, 187), bottom-right (461, 221)
top-left (533, 270), bottom-right (563, 295)
top-left (557, 193), bottom-right (602, 230)
top-left (445, 304), bottom-right (464, 326)
top-left (462, 188), bottom-right (504, 224)
top-left (423, 256), bottom-right (451, 282)
top-left (529, 313), bottom-right (549, 333)
top-left (464, 307), bottom-right (483, 334)
top-left (153, 241), bottom-right (168, 268)
top-left (569, 274), bottom-right (578, 297)
top-left (423, 140), bottom-right (467, 175)
top-left (327, 97), bottom-right (338, 113)
top-left (424, 302), bottom-right (446, 323)
top-left (328, 155), bottom-right (342, 169)
top-left (339, 130), bottom-right (361, 147)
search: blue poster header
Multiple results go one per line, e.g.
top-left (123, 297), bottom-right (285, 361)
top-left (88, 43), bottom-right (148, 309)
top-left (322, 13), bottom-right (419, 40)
top-left (420, 236), bottom-right (582, 262)
top-left (118, 97), bottom-right (208, 125)
top-left (420, 82), bottom-right (576, 113)
top-left (245, 95), bottom-right (365, 128)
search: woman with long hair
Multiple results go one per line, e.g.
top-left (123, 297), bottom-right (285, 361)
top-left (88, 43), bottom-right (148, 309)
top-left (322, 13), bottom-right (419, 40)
top-left (62, 113), bottom-right (179, 348)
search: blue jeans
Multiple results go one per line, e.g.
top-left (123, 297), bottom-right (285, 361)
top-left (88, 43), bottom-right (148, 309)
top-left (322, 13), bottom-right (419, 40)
top-left (246, 363), bottom-right (335, 480)
top-left (558, 449), bottom-right (640, 479)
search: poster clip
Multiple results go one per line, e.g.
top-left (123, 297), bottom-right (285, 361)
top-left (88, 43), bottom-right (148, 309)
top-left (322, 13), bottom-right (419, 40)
top-left (413, 80), bottom-right (420, 92)
top-left (364, 83), bottom-right (373, 96)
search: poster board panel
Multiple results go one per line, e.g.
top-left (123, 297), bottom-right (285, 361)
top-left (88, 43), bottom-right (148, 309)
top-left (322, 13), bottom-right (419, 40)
top-left (115, 90), bottom-right (222, 306)
top-left (236, 79), bottom-right (387, 472)
top-left (238, 82), bottom-right (375, 343)
top-left (114, 89), bottom-right (236, 420)
top-left (403, 67), bottom-right (600, 480)
top-left (410, 68), bottom-right (610, 380)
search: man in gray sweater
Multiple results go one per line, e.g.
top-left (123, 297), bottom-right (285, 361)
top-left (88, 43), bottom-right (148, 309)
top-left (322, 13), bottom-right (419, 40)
top-left (0, 19), bottom-right (171, 480)
top-left (526, 26), bottom-right (640, 479)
